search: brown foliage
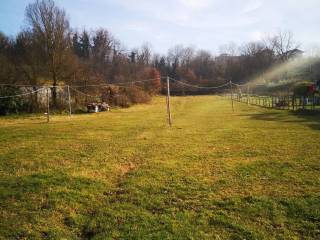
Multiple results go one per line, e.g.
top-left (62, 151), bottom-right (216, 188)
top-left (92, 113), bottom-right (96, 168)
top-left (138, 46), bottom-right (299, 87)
top-left (137, 67), bottom-right (161, 94)
top-left (100, 85), bottom-right (151, 108)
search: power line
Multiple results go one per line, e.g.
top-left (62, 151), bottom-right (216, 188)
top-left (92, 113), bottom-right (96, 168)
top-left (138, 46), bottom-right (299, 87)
top-left (0, 77), bottom-right (162, 99)
top-left (231, 82), bottom-right (270, 87)
top-left (0, 83), bottom-right (38, 87)
top-left (170, 78), bottom-right (229, 89)
top-left (117, 77), bottom-right (163, 85)
top-left (0, 77), bottom-right (163, 89)
top-left (0, 84), bottom-right (68, 88)
top-left (0, 87), bottom-right (46, 99)
top-left (0, 78), bottom-right (267, 96)
top-left (231, 82), bottom-right (248, 87)
top-left (68, 86), bottom-right (101, 98)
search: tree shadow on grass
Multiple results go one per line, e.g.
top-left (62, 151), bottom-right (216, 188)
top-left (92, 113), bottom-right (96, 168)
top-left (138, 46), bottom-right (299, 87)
top-left (240, 110), bottom-right (320, 131)
top-left (0, 172), bottom-right (107, 239)
top-left (210, 195), bottom-right (320, 239)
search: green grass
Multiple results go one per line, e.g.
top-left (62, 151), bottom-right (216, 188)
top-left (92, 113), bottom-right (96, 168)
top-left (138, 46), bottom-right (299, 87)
top-left (0, 96), bottom-right (319, 239)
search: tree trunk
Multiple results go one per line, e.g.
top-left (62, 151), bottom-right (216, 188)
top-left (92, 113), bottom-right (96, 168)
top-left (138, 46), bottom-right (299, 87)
top-left (31, 86), bottom-right (38, 113)
top-left (52, 71), bottom-right (57, 108)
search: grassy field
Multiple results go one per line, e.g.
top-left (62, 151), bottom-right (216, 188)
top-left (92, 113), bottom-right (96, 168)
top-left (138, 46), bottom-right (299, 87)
top-left (0, 96), bottom-right (319, 239)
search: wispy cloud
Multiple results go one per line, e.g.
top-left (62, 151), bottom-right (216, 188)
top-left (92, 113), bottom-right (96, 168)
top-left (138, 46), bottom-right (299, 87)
top-left (125, 22), bottom-right (150, 32)
top-left (1, 0), bottom-right (320, 53)
top-left (177, 0), bottom-right (213, 10)
top-left (241, 0), bottom-right (263, 14)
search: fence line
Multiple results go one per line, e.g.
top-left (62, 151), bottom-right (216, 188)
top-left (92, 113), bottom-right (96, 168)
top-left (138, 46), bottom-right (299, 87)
top-left (232, 93), bottom-right (320, 111)
top-left (68, 86), bottom-right (101, 98)
top-left (2, 78), bottom-right (319, 114)
top-left (0, 77), bottom-right (163, 89)
top-left (0, 77), bottom-right (231, 97)
top-left (170, 78), bottom-right (230, 89)
top-left (0, 87), bottom-right (47, 99)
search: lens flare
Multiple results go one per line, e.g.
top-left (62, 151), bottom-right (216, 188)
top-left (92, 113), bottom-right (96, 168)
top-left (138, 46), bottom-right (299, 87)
top-left (247, 56), bottom-right (319, 88)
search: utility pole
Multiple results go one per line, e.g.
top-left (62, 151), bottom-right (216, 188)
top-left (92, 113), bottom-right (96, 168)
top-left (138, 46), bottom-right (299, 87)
top-left (67, 85), bottom-right (72, 117)
top-left (46, 87), bottom-right (50, 123)
top-left (229, 80), bottom-right (234, 112)
top-left (247, 84), bottom-right (250, 105)
top-left (166, 76), bottom-right (172, 127)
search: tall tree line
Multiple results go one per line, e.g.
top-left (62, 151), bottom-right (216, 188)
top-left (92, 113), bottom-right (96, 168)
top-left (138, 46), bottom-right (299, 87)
top-left (1, 0), bottom-right (319, 104)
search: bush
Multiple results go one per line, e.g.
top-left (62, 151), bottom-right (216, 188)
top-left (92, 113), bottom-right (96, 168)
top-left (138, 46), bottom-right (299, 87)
top-left (113, 94), bottom-right (130, 108)
top-left (0, 86), bottom-right (24, 115)
top-left (293, 81), bottom-right (314, 96)
top-left (126, 86), bottom-right (151, 104)
top-left (100, 85), bottom-right (151, 108)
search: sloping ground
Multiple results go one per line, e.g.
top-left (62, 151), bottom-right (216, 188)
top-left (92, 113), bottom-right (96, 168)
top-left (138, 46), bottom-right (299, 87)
top-left (0, 96), bottom-right (319, 239)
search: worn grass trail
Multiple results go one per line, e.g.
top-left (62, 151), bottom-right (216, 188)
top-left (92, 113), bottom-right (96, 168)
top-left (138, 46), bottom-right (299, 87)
top-left (0, 96), bottom-right (319, 239)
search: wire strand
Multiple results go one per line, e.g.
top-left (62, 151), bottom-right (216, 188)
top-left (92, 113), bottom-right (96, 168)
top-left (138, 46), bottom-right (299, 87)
top-left (231, 82), bottom-right (248, 87)
top-left (117, 77), bottom-right (162, 85)
top-left (57, 77), bottom-right (163, 88)
top-left (0, 87), bottom-right (46, 99)
top-left (170, 78), bottom-right (229, 89)
top-left (68, 86), bottom-right (101, 98)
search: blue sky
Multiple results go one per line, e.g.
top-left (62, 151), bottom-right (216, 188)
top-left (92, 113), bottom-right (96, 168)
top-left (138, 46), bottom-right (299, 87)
top-left (1, 0), bottom-right (319, 54)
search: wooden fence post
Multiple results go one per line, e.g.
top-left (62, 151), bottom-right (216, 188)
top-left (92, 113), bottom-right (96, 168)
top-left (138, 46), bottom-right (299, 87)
top-left (312, 94), bottom-right (315, 110)
top-left (46, 87), bottom-right (50, 123)
top-left (247, 85), bottom-right (249, 105)
top-left (166, 76), bottom-right (172, 127)
top-left (230, 81), bottom-right (234, 112)
top-left (292, 95), bottom-right (295, 111)
top-left (67, 85), bottom-right (72, 117)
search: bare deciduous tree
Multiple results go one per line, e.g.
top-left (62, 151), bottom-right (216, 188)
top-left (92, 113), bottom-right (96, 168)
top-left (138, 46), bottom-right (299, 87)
top-left (267, 30), bottom-right (300, 61)
top-left (0, 32), bottom-right (15, 84)
top-left (138, 42), bottom-right (152, 65)
top-left (219, 42), bottom-right (238, 56)
top-left (25, 0), bottom-right (71, 106)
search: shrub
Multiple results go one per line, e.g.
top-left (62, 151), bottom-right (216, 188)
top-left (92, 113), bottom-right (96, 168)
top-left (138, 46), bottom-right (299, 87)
top-left (293, 81), bottom-right (314, 96)
top-left (126, 86), bottom-right (151, 104)
top-left (137, 67), bottom-right (162, 94)
top-left (113, 94), bottom-right (130, 107)
top-left (100, 85), bottom-right (151, 108)
top-left (0, 86), bottom-right (24, 115)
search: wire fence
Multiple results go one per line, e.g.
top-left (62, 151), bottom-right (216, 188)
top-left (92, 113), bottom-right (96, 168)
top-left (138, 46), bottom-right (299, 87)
top-left (1, 76), bottom-right (319, 117)
top-left (232, 93), bottom-right (320, 111)
top-left (0, 78), bottom-right (165, 115)
top-left (230, 81), bottom-right (320, 111)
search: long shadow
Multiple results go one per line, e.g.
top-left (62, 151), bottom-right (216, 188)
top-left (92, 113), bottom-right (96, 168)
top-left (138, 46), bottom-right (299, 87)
top-left (0, 171), bottom-right (109, 239)
top-left (240, 109), bottom-right (320, 131)
top-left (291, 110), bottom-right (320, 130)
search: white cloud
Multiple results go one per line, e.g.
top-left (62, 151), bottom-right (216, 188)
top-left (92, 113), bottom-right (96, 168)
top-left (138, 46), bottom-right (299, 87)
top-left (241, 0), bottom-right (263, 14)
top-left (250, 31), bottom-right (264, 41)
top-left (54, 0), bottom-right (320, 53)
top-left (177, 0), bottom-right (212, 10)
top-left (125, 22), bottom-right (149, 32)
